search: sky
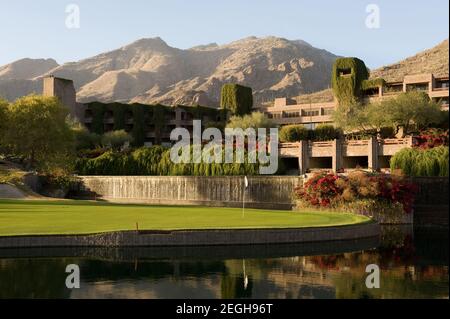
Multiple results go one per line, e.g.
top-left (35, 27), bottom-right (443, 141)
top-left (0, 0), bottom-right (448, 68)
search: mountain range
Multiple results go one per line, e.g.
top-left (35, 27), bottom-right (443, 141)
top-left (0, 37), bottom-right (448, 107)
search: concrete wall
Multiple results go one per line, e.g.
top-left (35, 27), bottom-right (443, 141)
top-left (43, 76), bottom-right (85, 119)
top-left (74, 176), bottom-right (303, 210)
top-left (0, 223), bottom-right (380, 248)
top-left (407, 177), bottom-right (449, 226)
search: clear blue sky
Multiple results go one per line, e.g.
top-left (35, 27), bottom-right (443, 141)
top-left (0, 0), bottom-right (448, 68)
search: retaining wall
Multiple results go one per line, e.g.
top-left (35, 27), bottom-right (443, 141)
top-left (73, 176), bottom-right (303, 210)
top-left (0, 223), bottom-right (380, 248)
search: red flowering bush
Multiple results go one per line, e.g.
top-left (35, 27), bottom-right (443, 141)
top-left (295, 173), bottom-right (342, 208)
top-left (376, 174), bottom-right (418, 214)
top-left (413, 129), bottom-right (449, 149)
top-left (295, 171), bottom-right (418, 214)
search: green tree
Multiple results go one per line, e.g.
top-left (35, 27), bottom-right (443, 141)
top-left (101, 130), bottom-right (133, 150)
top-left (226, 112), bottom-right (274, 130)
top-left (73, 123), bottom-right (102, 150)
top-left (382, 92), bottom-right (443, 135)
top-left (220, 84), bottom-right (253, 116)
top-left (333, 92), bottom-right (444, 137)
top-left (5, 95), bottom-right (75, 171)
top-left (0, 98), bottom-right (8, 147)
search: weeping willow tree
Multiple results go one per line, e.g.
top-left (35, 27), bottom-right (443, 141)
top-left (390, 146), bottom-right (449, 177)
top-left (75, 145), bottom-right (285, 176)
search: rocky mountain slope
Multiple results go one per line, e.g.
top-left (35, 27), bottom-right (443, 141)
top-left (0, 36), bottom-right (337, 106)
top-left (370, 39), bottom-right (449, 82)
top-left (0, 37), bottom-right (448, 107)
top-left (291, 39), bottom-right (449, 104)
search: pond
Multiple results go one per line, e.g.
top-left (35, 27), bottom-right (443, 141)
top-left (0, 226), bottom-right (447, 299)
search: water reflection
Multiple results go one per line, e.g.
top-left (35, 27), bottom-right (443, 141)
top-left (0, 226), bottom-right (447, 299)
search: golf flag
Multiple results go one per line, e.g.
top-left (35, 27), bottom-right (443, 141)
top-left (244, 176), bottom-right (248, 188)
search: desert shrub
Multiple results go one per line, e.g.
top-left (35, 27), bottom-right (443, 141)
top-left (74, 128), bottom-right (102, 151)
top-left (390, 146), bottom-right (449, 177)
top-left (0, 167), bottom-right (26, 185)
top-left (279, 125), bottom-right (310, 142)
top-left (101, 130), bottom-right (133, 150)
top-left (226, 112), bottom-right (274, 130)
top-left (339, 198), bottom-right (404, 220)
top-left (294, 171), bottom-right (418, 214)
top-left (40, 173), bottom-right (80, 193)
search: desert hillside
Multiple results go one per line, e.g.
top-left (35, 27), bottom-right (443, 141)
top-left (0, 37), bottom-right (448, 107)
top-left (0, 36), bottom-right (338, 106)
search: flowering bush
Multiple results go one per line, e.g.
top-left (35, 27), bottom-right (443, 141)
top-left (295, 173), bottom-right (342, 208)
top-left (294, 171), bottom-right (418, 215)
top-left (413, 129), bottom-right (449, 149)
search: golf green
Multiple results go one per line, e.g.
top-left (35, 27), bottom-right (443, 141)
top-left (0, 199), bottom-right (371, 236)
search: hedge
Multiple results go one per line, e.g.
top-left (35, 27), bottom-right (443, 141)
top-left (279, 125), bottom-right (310, 142)
top-left (390, 146), bottom-right (449, 177)
top-left (279, 124), bottom-right (341, 142)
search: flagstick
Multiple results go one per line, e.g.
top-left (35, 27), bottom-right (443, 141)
top-left (242, 186), bottom-right (245, 218)
top-left (242, 176), bottom-right (247, 218)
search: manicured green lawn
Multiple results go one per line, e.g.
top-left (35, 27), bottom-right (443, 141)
top-left (0, 199), bottom-right (371, 236)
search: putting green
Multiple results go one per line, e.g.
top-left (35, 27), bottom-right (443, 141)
top-left (0, 199), bottom-right (371, 236)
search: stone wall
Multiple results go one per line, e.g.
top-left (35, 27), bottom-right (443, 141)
top-left (407, 177), bottom-right (449, 226)
top-left (74, 176), bottom-right (303, 210)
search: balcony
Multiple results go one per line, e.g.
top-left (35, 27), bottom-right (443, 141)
top-left (279, 138), bottom-right (413, 158)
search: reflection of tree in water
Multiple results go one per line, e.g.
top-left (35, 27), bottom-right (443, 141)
top-left (76, 259), bottom-right (227, 281)
top-left (0, 258), bottom-right (71, 299)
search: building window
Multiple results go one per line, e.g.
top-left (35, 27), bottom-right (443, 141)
top-left (435, 80), bottom-right (449, 90)
top-left (283, 111), bottom-right (300, 118)
top-left (363, 87), bottom-right (379, 97)
top-left (338, 68), bottom-right (352, 77)
top-left (302, 109), bottom-right (320, 117)
top-left (323, 108), bottom-right (334, 115)
top-left (384, 84), bottom-right (403, 94)
top-left (268, 113), bottom-right (282, 119)
top-left (406, 83), bottom-right (429, 92)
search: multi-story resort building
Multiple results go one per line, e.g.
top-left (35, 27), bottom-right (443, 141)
top-left (42, 57), bottom-right (448, 174)
top-left (43, 76), bottom-right (226, 147)
top-left (258, 73), bottom-right (449, 129)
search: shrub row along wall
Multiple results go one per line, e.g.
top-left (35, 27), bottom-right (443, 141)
top-left (74, 176), bottom-right (303, 210)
